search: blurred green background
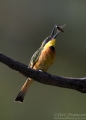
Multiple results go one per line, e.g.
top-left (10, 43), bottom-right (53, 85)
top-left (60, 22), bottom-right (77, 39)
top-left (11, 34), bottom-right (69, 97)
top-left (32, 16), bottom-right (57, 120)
top-left (0, 0), bottom-right (86, 120)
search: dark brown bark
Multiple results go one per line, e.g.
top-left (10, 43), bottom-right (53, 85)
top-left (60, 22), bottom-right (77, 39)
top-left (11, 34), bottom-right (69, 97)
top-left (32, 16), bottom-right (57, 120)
top-left (0, 52), bottom-right (86, 93)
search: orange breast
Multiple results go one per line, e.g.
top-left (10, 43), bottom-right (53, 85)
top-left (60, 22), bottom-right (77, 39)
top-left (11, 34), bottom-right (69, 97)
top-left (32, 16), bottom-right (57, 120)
top-left (33, 47), bottom-right (56, 72)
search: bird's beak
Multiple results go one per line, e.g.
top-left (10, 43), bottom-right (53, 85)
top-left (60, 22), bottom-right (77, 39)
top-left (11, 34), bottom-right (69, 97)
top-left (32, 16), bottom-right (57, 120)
top-left (50, 24), bottom-right (66, 39)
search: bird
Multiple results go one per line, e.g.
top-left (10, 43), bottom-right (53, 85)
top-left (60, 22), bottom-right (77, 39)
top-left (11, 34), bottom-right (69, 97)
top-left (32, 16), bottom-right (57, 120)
top-left (15, 24), bottom-right (66, 103)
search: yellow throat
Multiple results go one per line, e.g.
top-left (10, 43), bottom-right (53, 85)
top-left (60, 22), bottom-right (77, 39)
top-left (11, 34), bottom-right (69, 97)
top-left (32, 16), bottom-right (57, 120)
top-left (44, 38), bottom-right (56, 49)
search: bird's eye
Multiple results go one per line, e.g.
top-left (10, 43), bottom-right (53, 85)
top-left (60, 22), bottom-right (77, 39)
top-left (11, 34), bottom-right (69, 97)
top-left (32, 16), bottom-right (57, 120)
top-left (43, 37), bottom-right (50, 46)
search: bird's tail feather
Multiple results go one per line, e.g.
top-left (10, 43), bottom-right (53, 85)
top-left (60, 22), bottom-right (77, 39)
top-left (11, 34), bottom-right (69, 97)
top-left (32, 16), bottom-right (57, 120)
top-left (14, 78), bottom-right (34, 103)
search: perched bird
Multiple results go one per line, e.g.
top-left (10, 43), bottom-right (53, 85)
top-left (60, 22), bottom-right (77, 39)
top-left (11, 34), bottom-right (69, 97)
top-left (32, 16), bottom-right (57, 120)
top-left (15, 24), bottom-right (66, 103)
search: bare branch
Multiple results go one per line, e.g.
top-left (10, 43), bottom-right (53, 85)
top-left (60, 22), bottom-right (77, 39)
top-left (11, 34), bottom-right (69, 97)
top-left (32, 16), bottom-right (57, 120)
top-left (0, 52), bottom-right (86, 93)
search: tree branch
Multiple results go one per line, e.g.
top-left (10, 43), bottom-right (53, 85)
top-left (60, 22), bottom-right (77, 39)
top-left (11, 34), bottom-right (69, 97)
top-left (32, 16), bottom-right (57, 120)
top-left (0, 52), bottom-right (86, 93)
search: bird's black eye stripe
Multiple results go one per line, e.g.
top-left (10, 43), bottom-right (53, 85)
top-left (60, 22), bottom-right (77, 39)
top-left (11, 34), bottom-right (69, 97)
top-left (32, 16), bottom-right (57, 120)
top-left (44, 37), bottom-right (50, 45)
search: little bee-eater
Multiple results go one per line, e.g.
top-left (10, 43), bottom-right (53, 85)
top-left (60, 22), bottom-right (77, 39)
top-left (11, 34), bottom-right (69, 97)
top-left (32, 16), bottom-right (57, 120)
top-left (15, 24), bottom-right (66, 103)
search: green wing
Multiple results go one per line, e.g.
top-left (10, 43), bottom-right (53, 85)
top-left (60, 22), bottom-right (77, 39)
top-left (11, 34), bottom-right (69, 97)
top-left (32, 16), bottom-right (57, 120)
top-left (29, 47), bottom-right (42, 68)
